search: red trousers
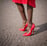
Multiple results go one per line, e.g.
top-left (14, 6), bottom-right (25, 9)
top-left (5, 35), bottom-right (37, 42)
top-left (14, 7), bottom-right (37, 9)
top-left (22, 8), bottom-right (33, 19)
top-left (12, 0), bottom-right (36, 8)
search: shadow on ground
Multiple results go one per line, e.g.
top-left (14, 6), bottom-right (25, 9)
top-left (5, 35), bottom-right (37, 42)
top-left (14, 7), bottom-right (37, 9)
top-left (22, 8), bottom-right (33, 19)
top-left (33, 23), bottom-right (47, 35)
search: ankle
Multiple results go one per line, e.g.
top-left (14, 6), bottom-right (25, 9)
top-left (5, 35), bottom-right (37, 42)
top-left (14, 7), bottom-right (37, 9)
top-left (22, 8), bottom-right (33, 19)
top-left (22, 20), bottom-right (27, 27)
top-left (28, 22), bottom-right (32, 26)
top-left (23, 20), bottom-right (27, 23)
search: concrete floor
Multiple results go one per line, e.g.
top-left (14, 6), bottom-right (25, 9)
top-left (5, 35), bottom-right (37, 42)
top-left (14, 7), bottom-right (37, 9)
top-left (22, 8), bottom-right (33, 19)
top-left (0, 0), bottom-right (47, 46)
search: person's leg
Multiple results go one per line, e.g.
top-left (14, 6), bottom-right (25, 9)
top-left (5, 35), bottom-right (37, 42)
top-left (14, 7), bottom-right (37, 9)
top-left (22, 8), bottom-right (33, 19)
top-left (27, 5), bottom-right (33, 27)
top-left (23, 5), bottom-right (34, 36)
top-left (16, 3), bottom-right (27, 26)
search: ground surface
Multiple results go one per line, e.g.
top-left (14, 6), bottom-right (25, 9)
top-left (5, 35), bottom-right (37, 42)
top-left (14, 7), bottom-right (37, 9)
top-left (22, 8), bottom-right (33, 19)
top-left (0, 0), bottom-right (47, 46)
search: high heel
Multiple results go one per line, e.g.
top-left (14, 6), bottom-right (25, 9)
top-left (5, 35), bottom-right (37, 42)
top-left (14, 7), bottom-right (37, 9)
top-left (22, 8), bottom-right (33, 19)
top-left (23, 24), bottom-right (35, 36)
top-left (19, 23), bottom-right (28, 31)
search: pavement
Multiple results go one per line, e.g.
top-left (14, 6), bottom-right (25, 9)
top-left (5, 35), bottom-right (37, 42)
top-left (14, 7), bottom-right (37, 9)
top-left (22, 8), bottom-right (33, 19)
top-left (0, 0), bottom-right (47, 46)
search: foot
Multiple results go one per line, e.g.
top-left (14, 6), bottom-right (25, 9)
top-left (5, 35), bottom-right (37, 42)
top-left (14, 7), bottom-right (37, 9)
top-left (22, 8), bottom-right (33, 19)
top-left (25, 23), bottom-right (32, 33)
top-left (19, 20), bottom-right (28, 31)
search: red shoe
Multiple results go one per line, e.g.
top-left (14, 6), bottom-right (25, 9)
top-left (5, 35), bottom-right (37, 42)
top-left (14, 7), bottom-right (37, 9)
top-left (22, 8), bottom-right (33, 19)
top-left (23, 24), bottom-right (35, 36)
top-left (19, 23), bottom-right (28, 31)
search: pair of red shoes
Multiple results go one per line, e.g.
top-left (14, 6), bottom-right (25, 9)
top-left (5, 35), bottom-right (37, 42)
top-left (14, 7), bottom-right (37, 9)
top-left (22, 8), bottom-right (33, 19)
top-left (19, 23), bottom-right (35, 36)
